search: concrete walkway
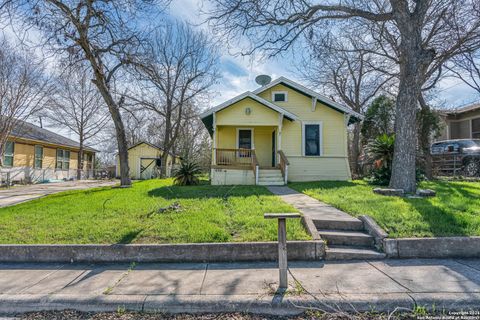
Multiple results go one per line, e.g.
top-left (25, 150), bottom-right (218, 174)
top-left (267, 186), bottom-right (359, 223)
top-left (0, 180), bottom-right (117, 208)
top-left (0, 259), bottom-right (479, 315)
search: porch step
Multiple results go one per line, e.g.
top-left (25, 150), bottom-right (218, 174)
top-left (258, 181), bottom-right (285, 186)
top-left (313, 219), bottom-right (364, 231)
top-left (325, 245), bottom-right (386, 260)
top-left (318, 230), bottom-right (374, 247)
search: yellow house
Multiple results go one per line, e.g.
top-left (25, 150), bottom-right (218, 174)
top-left (4, 119), bottom-right (96, 183)
top-left (200, 77), bottom-right (364, 185)
top-left (115, 141), bottom-right (181, 180)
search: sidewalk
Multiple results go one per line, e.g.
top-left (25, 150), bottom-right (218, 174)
top-left (0, 259), bottom-right (479, 315)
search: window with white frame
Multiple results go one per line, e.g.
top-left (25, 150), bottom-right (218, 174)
top-left (34, 145), bottom-right (43, 169)
top-left (56, 149), bottom-right (70, 170)
top-left (272, 91), bottom-right (288, 102)
top-left (3, 141), bottom-right (14, 167)
top-left (302, 122), bottom-right (322, 156)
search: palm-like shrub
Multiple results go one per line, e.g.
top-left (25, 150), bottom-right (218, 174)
top-left (366, 134), bottom-right (395, 185)
top-left (173, 160), bottom-right (201, 186)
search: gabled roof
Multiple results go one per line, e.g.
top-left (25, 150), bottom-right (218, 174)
top-left (10, 119), bottom-right (98, 152)
top-left (253, 77), bottom-right (364, 122)
top-left (199, 91), bottom-right (299, 121)
top-left (128, 141), bottom-right (180, 158)
top-left (443, 103), bottom-right (480, 115)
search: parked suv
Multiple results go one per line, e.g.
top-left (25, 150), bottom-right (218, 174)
top-left (431, 139), bottom-right (480, 177)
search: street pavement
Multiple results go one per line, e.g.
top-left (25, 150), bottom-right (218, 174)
top-left (0, 259), bottom-right (479, 315)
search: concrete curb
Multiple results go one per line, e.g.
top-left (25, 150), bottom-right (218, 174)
top-left (0, 242), bottom-right (326, 263)
top-left (358, 215), bottom-right (388, 250)
top-left (0, 293), bottom-right (414, 315)
top-left (301, 216), bottom-right (321, 241)
top-left (1, 292), bottom-right (479, 315)
top-left (384, 237), bottom-right (480, 258)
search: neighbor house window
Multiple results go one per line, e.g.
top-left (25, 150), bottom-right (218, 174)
top-left (56, 149), bottom-right (70, 170)
top-left (3, 141), bottom-right (14, 167)
top-left (303, 123), bottom-right (322, 156)
top-left (34, 146), bottom-right (43, 169)
top-left (272, 91), bottom-right (287, 102)
top-left (472, 118), bottom-right (480, 139)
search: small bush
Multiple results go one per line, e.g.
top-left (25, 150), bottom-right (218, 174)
top-left (365, 134), bottom-right (395, 185)
top-left (173, 160), bottom-right (201, 186)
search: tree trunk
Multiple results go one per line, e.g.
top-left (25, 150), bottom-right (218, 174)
top-left (91, 71), bottom-right (131, 186)
top-left (77, 139), bottom-right (84, 180)
top-left (111, 107), bottom-right (131, 186)
top-left (350, 123), bottom-right (361, 176)
top-left (161, 151), bottom-right (169, 178)
top-left (389, 54), bottom-right (422, 193)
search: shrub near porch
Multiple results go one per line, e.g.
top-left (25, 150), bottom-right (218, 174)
top-left (0, 179), bottom-right (310, 244)
top-left (289, 180), bottom-right (480, 238)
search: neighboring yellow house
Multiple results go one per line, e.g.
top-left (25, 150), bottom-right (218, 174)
top-left (4, 119), bottom-right (96, 183)
top-left (115, 141), bottom-right (181, 180)
top-left (200, 77), bottom-right (364, 185)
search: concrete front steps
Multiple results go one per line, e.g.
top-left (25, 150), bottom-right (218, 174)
top-left (314, 218), bottom-right (386, 260)
top-left (257, 169), bottom-right (285, 186)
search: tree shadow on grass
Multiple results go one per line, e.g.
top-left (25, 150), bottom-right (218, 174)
top-left (147, 184), bottom-right (273, 200)
top-left (288, 180), bottom-right (359, 193)
top-left (116, 229), bottom-right (143, 244)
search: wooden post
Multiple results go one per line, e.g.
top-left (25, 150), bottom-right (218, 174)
top-left (264, 213), bottom-right (301, 290)
top-left (278, 217), bottom-right (287, 288)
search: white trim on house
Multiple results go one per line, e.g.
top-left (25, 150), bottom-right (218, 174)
top-left (301, 121), bottom-right (323, 157)
top-left (272, 91), bottom-right (288, 102)
top-left (236, 128), bottom-right (255, 149)
top-left (253, 77), bottom-right (364, 120)
top-left (199, 91), bottom-right (299, 121)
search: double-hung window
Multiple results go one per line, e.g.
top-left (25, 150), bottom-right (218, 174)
top-left (34, 146), bottom-right (43, 169)
top-left (3, 141), bottom-right (14, 167)
top-left (303, 122), bottom-right (322, 156)
top-left (56, 149), bottom-right (70, 170)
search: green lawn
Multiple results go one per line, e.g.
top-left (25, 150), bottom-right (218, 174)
top-left (0, 179), bottom-right (310, 244)
top-left (289, 180), bottom-right (480, 238)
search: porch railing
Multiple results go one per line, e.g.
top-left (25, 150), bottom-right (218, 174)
top-left (214, 148), bottom-right (259, 184)
top-left (215, 148), bottom-right (255, 166)
top-left (278, 150), bottom-right (289, 184)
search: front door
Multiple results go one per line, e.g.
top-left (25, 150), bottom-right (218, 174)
top-left (238, 129), bottom-right (252, 150)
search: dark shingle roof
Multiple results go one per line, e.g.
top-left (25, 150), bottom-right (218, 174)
top-left (10, 119), bottom-right (97, 152)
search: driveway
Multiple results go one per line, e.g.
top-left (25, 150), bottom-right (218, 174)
top-left (0, 180), bottom-right (117, 208)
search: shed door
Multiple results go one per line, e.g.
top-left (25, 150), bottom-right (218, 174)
top-left (140, 158), bottom-right (156, 180)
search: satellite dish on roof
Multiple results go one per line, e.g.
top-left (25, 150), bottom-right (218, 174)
top-left (255, 75), bottom-right (271, 86)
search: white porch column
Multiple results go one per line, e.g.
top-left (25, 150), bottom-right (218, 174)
top-left (212, 112), bottom-right (217, 165)
top-left (277, 113), bottom-right (283, 164)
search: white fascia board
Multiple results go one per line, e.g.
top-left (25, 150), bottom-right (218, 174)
top-left (253, 77), bottom-right (364, 120)
top-left (199, 91), bottom-right (298, 120)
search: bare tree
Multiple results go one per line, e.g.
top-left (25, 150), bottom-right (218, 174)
top-left (44, 66), bottom-right (110, 179)
top-left (299, 34), bottom-right (394, 176)
top-left (131, 22), bottom-right (219, 176)
top-left (0, 37), bottom-right (51, 166)
top-left (449, 49), bottom-right (480, 95)
top-left (207, 0), bottom-right (480, 192)
top-left (11, 0), bottom-right (170, 186)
